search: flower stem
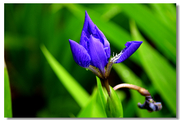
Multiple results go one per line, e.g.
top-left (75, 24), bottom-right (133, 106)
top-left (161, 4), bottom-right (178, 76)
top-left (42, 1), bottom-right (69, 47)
top-left (104, 79), bottom-right (111, 96)
top-left (113, 83), bottom-right (151, 97)
top-left (88, 65), bottom-right (103, 79)
top-left (105, 62), bottom-right (113, 78)
top-left (113, 84), bottom-right (162, 112)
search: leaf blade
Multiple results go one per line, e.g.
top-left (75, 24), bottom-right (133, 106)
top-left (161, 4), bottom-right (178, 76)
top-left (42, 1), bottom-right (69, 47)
top-left (106, 86), bottom-right (123, 118)
top-left (130, 21), bottom-right (176, 115)
top-left (96, 77), bottom-right (107, 113)
top-left (41, 45), bottom-right (90, 108)
top-left (119, 4), bottom-right (176, 63)
top-left (77, 88), bottom-right (107, 118)
top-left (4, 63), bottom-right (12, 118)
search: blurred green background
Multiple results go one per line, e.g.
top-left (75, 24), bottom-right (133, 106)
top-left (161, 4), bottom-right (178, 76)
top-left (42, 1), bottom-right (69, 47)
top-left (4, 3), bottom-right (176, 117)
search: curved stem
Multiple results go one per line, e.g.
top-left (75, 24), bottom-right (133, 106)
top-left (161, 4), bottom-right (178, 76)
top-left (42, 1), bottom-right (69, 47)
top-left (114, 83), bottom-right (162, 112)
top-left (113, 83), bottom-right (151, 97)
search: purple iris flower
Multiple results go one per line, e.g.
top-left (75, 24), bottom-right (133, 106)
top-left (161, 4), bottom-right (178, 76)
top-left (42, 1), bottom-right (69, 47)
top-left (69, 11), bottom-right (142, 78)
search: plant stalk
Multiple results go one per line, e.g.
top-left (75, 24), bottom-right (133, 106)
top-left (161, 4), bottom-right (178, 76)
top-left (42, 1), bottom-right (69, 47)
top-left (113, 83), bottom-right (150, 97)
top-left (104, 79), bottom-right (111, 96)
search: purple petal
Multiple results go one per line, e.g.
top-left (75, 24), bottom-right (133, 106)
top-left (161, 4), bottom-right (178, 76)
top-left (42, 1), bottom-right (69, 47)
top-left (82, 11), bottom-right (96, 38)
top-left (104, 46), bottom-right (111, 61)
top-left (115, 41), bottom-right (143, 63)
top-left (94, 26), bottom-right (106, 44)
top-left (94, 26), bottom-right (111, 60)
top-left (69, 39), bottom-right (91, 68)
top-left (82, 11), bottom-right (111, 61)
top-left (88, 35), bottom-right (108, 74)
top-left (80, 31), bottom-right (89, 50)
top-left (149, 103), bottom-right (156, 111)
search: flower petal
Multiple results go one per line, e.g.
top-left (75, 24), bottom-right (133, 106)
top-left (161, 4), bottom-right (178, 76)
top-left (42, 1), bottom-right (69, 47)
top-left (82, 11), bottom-right (96, 38)
top-left (69, 39), bottom-right (91, 68)
top-left (104, 45), bottom-right (111, 61)
top-left (94, 26), bottom-right (106, 44)
top-left (94, 26), bottom-right (111, 60)
top-left (115, 41), bottom-right (143, 63)
top-left (80, 31), bottom-right (89, 50)
top-left (88, 35), bottom-right (108, 74)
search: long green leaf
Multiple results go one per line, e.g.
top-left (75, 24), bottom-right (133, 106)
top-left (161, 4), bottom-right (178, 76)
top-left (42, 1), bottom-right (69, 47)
top-left (130, 21), bottom-right (176, 115)
top-left (96, 77), bottom-right (107, 114)
top-left (4, 63), bottom-right (12, 117)
top-left (78, 86), bottom-right (107, 118)
top-left (77, 88), bottom-right (107, 118)
top-left (123, 99), bottom-right (136, 117)
top-left (119, 4), bottom-right (176, 64)
top-left (78, 77), bottom-right (108, 118)
top-left (150, 4), bottom-right (176, 33)
top-left (41, 45), bottom-right (90, 108)
top-left (101, 4), bottom-right (121, 22)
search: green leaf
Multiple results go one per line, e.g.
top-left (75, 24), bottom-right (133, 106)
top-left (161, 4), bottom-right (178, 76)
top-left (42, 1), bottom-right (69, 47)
top-left (150, 4), bottom-right (176, 33)
top-left (130, 21), bottom-right (176, 115)
top-left (101, 4), bottom-right (121, 22)
top-left (96, 76), bottom-right (107, 109)
top-left (4, 63), bottom-right (12, 117)
top-left (78, 76), bottom-right (124, 118)
top-left (77, 88), bottom-right (107, 118)
top-left (123, 99), bottom-right (136, 117)
top-left (113, 63), bottom-right (161, 117)
top-left (97, 76), bottom-right (124, 118)
top-left (41, 45), bottom-right (90, 108)
top-left (106, 87), bottom-right (123, 117)
top-left (78, 77), bottom-right (108, 117)
top-left (119, 4), bottom-right (176, 64)
top-left (115, 90), bottom-right (126, 102)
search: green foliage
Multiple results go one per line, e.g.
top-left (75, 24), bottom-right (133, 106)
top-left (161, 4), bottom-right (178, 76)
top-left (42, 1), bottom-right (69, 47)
top-left (5, 3), bottom-right (176, 117)
top-left (130, 20), bottom-right (176, 114)
top-left (4, 63), bottom-right (12, 118)
top-left (106, 87), bottom-right (123, 117)
top-left (41, 45), bottom-right (90, 108)
top-left (113, 64), bottom-right (161, 117)
top-left (78, 90), bottom-right (106, 118)
top-left (119, 4), bottom-right (176, 63)
top-left (96, 77), bottom-right (107, 116)
top-left (77, 88), bottom-right (107, 117)
top-left (78, 77), bottom-right (123, 117)
top-left (40, 48), bottom-right (124, 117)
